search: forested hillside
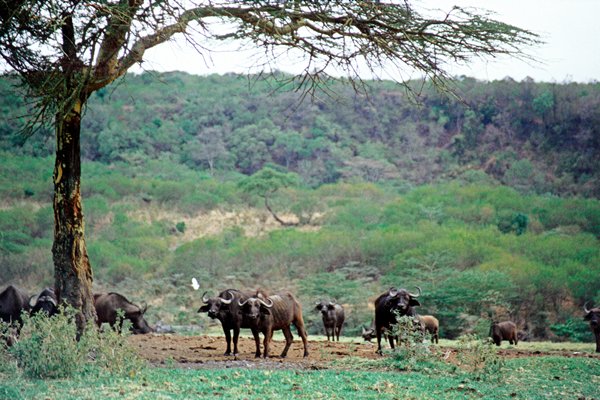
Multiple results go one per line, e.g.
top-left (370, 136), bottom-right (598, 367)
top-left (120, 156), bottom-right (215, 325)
top-left (1, 72), bottom-right (599, 342)
top-left (2, 72), bottom-right (599, 196)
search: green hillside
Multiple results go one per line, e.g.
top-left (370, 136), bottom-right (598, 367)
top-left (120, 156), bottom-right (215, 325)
top-left (1, 72), bottom-right (599, 342)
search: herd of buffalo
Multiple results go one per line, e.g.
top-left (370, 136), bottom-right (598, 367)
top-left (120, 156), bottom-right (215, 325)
top-left (1, 284), bottom-right (600, 356)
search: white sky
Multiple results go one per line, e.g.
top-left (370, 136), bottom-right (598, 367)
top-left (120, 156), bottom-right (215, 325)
top-left (131, 0), bottom-right (600, 83)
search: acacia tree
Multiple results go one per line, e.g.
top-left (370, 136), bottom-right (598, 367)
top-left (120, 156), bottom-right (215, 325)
top-left (0, 0), bottom-right (538, 332)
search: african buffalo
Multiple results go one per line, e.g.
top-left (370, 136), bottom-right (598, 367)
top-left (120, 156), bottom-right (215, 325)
top-left (238, 291), bottom-right (309, 358)
top-left (489, 321), bottom-right (518, 346)
top-left (29, 287), bottom-right (58, 317)
top-left (198, 289), bottom-right (252, 356)
top-left (420, 315), bottom-right (439, 344)
top-left (374, 286), bottom-right (421, 353)
top-left (315, 300), bottom-right (345, 341)
top-left (94, 292), bottom-right (153, 334)
top-left (0, 285), bottom-right (30, 326)
top-left (583, 302), bottom-right (600, 353)
top-left (361, 323), bottom-right (376, 342)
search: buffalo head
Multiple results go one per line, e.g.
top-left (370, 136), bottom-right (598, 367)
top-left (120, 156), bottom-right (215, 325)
top-left (198, 291), bottom-right (234, 319)
top-left (385, 286), bottom-right (421, 314)
top-left (238, 296), bottom-right (273, 320)
top-left (362, 326), bottom-right (375, 342)
top-left (30, 288), bottom-right (58, 317)
top-left (315, 300), bottom-right (337, 317)
top-left (584, 301), bottom-right (600, 328)
top-left (129, 302), bottom-right (153, 334)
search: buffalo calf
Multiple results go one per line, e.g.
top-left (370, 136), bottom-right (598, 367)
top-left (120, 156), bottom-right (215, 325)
top-left (419, 315), bottom-right (439, 344)
top-left (315, 300), bottom-right (345, 341)
top-left (489, 321), bottom-right (518, 346)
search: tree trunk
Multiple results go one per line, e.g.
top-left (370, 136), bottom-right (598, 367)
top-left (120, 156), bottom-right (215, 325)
top-left (52, 100), bottom-right (96, 336)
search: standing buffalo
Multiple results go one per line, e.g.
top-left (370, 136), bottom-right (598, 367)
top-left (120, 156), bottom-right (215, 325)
top-left (374, 286), bottom-right (421, 354)
top-left (583, 302), bottom-right (600, 353)
top-left (315, 299), bottom-right (345, 341)
top-left (0, 285), bottom-right (30, 326)
top-left (94, 292), bottom-right (153, 334)
top-left (238, 291), bottom-right (309, 358)
top-left (489, 321), bottom-right (518, 346)
top-left (29, 287), bottom-right (58, 317)
top-left (198, 289), bottom-right (252, 356)
top-left (420, 315), bottom-right (439, 344)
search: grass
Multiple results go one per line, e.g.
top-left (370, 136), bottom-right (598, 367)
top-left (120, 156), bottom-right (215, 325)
top-left (1, 350), bottom-right (599, 399)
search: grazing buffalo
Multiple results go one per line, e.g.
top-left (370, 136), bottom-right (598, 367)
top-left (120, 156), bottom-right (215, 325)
top-left (238, 291), bottom-right (309, 358)
top-left (94, 292), bottom-right (153, 334)
top-left (489, 321), bottom-right (518, 346)
top-left (315, 300), bottom-right (345, 341)
top-left (374, 286), bottom-right (421, 354)
top-left (29, 287), bottom-right (58, 317)
top-left (198, 289), bottom-right (252, 356)
top-left (583, 302), bottom-right (600, 353)
top-left (361, 323), bottom-right (376, 342)
top-left (420, 315), bottom-right (439, 344)
top-left (0, 285), bottom-right (30, 326)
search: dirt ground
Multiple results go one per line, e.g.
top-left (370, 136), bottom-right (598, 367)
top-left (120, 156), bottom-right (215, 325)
top-left (128, 334), bottom-right (600, 370)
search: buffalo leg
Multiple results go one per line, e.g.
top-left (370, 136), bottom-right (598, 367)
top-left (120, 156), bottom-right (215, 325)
top-left (251, 328), bottom-right (261, 358)
top-left (376, 328), bottom-right (384, 354)
top-left (336, 324), bottom-right (342, 341)
top-left (294, 321), bottom-right (309, 357)
top-left (325, 326), bottom-right (331, 341)
top-left (388, 332), bottom-right (395, 350)
top-left (263, 328), bottom-right (272, 358)
top-left (595, 331), bottom-right (600, 353)
top-left (280, 326), bottom-right (294, 358)
top-left (223, 327), bottom-right (232, 356)
top-left (232, 326), bottom-right (240, 355)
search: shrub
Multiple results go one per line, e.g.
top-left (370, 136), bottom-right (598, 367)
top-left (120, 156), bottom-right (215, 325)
top-left (8, 307), bottom-right (146, 379)
top-left (455, 334), bottom-right (504, 380)
top-left (382, 315), bottom-right (442, 372)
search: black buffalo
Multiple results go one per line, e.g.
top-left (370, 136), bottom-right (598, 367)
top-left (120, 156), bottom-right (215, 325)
top-left (198, 289), bottom-right (252, 356)
top-left (0, 285), bottom-right (30, 326)
top-left (29, 287), bottom-right (58, 317)
top-left (489, 321), bottom-right (518, 346)
top-left (583, 302), bottom-right (600, 353)
top-left (315, 300), bottom-right (345, 341)
top-left (94, 292), bottom-right (153, 334)
top-left (238, 291), bottom-right (309, 358)
top-left (374, 286), bottom-right (421, 353)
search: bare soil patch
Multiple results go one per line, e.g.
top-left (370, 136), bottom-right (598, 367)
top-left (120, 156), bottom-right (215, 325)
top-left (128, 334), bottom-right (600, 370)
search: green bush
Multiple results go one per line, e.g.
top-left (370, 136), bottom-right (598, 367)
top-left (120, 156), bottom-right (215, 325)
top-left (550, 318), bottom-right (593, 343)
top-left (8, 308), bottom-right (145, 379)
top-left (454, 334), bottom-right (504, 380)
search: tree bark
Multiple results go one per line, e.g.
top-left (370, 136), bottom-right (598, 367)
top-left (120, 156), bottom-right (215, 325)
top-left (52, 100), bottom-right (96, 336)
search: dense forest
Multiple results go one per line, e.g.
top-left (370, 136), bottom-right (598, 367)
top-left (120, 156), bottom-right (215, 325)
top-left (1, 72), bottom-right (599, 342)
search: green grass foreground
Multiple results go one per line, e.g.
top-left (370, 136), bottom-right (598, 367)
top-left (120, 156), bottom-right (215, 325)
top-left (1, 356), bottom-right (599, 400)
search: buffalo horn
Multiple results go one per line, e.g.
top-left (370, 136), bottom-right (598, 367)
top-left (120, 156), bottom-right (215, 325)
top-left (140, 301), bottom-right (148, 314)
top-left (388, 288), bottom-right (398, 298)
top-left (409, 286), bottom-right (422, 298)
top-left (219, 291), bottom-right (234, 305)
top-left (584, 301), bottom-right (591, 314)
top-left (258, 297), bottom-right (274, 308)
top-left (201, 291), bottom-right (210, 304)
top-left (238, 298), bottom-right (249, 307)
